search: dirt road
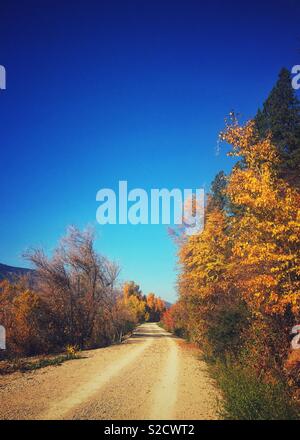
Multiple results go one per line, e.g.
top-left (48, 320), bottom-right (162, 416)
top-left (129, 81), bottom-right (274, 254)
top-left (0, 323), bottom-right (220, 420)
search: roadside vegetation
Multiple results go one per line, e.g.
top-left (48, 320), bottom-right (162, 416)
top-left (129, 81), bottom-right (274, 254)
top-left (162, 68), bottom-right (300, 420)
top-left (0, 350), bottom-right (80, 375)
top-left (0, 228), bottom-right (165, 366)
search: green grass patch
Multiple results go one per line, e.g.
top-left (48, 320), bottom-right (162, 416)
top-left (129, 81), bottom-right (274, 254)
top-left (0, 352), bottom-right (81, 375)
top-left (211, 360), bottom-right (300, 420)
top-left (19, 353), bottom-right (81, 372)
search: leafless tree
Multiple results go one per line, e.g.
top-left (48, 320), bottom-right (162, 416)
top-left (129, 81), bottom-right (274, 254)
top-left (24, 226), bottom-right (120, 348)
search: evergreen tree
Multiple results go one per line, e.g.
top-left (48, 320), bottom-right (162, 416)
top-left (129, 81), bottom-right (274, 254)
top-left (209, 171), bottom-right (227, 211)
top-left (254, 68), bottom-right (300, 184)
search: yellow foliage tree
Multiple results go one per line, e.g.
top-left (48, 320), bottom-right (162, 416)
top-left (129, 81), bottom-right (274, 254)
top-left (122, 281), bottom-right (146, 323)
top-left (223, 120), bottom-right (300, 315)
top-left (178, 206), bottom-right (229, 301)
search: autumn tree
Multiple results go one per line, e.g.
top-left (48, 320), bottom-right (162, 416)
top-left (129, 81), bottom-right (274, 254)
top-left (176, 116), bottom-right (300, 367)
top-left (123, 281), bottom-right (143, 301)
top-left (162, 302), bottom-right (187, 336)
top-left (222, 120), bottom-right (300, 317)
top-left (122, 281), bottom-right (146, 323)
top-left (110, 293), bottom-right (137, 342)
top-left (146, 293), bottom-right (166, 322)
top-left (177, 203), bottom-right (234, 344)
top-left (0, 279), bottom-right (52, 356)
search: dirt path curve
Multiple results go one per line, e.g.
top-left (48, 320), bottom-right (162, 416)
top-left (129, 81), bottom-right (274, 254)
top-left (0, 323), bottom-right (220, 420)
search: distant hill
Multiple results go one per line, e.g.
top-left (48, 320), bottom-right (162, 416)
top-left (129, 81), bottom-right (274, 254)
top-left (0, 263), bottom-right (34, 282)
top-left (164, 301), bottom-right (172, 309)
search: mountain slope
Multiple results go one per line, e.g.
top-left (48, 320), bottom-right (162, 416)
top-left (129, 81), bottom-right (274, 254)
top-left (0, 263), bottom-right (33, 282)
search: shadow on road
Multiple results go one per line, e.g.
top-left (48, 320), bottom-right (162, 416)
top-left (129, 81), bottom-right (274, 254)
top-left (130, 324), bottom-right (176, 339)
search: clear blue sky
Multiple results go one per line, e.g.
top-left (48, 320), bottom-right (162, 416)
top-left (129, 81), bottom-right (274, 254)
top-left (0, 0), bottom-right (299, 302)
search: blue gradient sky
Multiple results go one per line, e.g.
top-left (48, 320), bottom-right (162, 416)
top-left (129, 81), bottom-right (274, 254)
top-left (0, 0), bottom-right (299, 302)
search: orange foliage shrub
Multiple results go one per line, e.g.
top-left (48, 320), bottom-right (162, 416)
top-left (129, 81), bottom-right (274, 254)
top-left (0, 280), bottom-right (52, 356)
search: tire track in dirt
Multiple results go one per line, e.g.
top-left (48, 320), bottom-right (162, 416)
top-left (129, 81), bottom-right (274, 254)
top-left (67, 324), bottom-right (174, 419)
top-left (38, 335), bottom-right (154, 419)
top-left (147, 336), bottom-right (178, 419)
